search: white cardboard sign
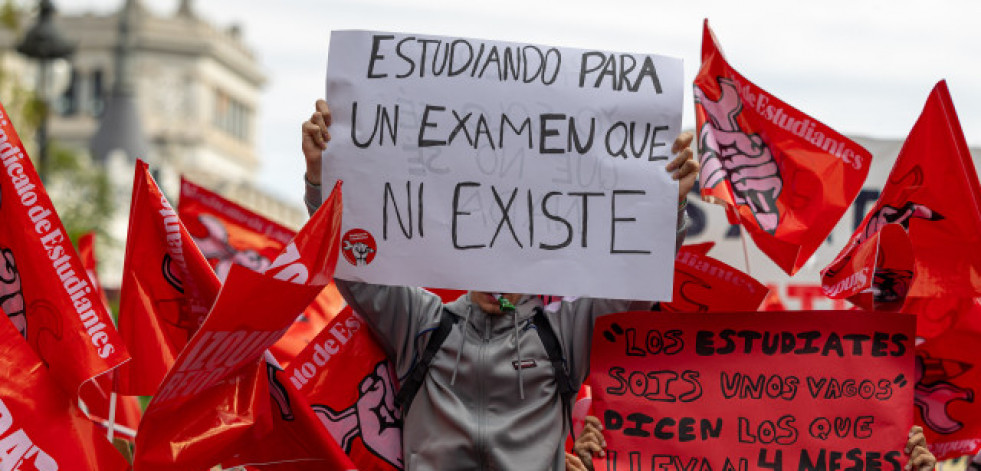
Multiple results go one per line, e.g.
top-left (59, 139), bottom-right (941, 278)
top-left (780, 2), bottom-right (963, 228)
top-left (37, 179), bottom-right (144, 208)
top-left (324, 30), bottom-right (683, 301)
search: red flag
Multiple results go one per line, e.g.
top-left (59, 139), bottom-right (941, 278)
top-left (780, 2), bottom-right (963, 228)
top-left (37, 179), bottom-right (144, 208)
top-left (115, 160), bottom-right (221, 395)
top-left (0, 315), bottom-right (129, 471)
top-left (287, 307), bottom-right (402, 470)
top-left (79, 373), bottom-right (142, 441)
top-left (286, 288), bottom-right (464, 470)
top-left (660, 243), bottom-right (768, 312)
top-left (76, 232), bottom-right (113, 316)
top-left (0, 101), bottom-right (129, 395)
top-left (564, 384), bottom-right (593, 453)
top-left (821, 223), bottom-right (914, 311)
top-left (760, 284), bottom-right (787, 311)
top-left (178, 177), bottom-right (344, 366)
top-left (913, 299), bottom-right (981, 460)
top-left (222, 355), bottom-right (358, 471)
top-left (693, 20), bottom-right (872, 275)
top-left (75, 232), bottom-right (143, 437)
top-left (821, 81), bottom-right (981, 336)
top-left (178, 178), bottom-right (296, 281)
top-left (134, 182), bottom-right (348, 471)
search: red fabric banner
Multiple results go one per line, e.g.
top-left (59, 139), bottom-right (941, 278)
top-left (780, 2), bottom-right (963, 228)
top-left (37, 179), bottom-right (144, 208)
top-left (760, 284), bottom-right (787, 311)
top-left (565, 385), bottom-right (594, 453)
top-left (115, 160), bottom-right (221, 395)
top-left (0, 101), bottom-right (129, 396)
top-left (222, 354), bottom-right (358, 471)
top-left (822, 81), bottom-right (981, 338)
top-left (660, 244), bottom-right (768, 312)
top-left (820, 223), bottom-right (914, 312)
top-left (78, 373), bottom-right (142, 441)
top-left (76, 232), bottom-right (113, 317)
top-left (591, 310), bottom-right (915, 470)
top-left (912, 299), bottom-right (981, 460)
top-left (75, 232), bottom-right (143, 437)
top-left (178, 178), bottom-right (296, 280)
top-left (134, 182), bottom-right (348, 471)
top-left (178, 177), bottom-right (344, 366)
top-left (693, 20), bottom-right (872, 275)
top-left (0, 316), bottom-right (129, 471)
top-left (287, 306), bottom-right (401, 470)
top-left (286, 287), bottom-right (464, 470)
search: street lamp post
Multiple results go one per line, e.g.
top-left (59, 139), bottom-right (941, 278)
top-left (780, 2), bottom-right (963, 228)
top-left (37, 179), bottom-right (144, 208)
top-left (16, 0), bottom-right (75, 182)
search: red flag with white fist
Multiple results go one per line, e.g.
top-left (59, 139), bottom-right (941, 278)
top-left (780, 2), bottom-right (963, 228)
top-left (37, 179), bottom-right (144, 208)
top-left (693, 20), bottom-right (872, 275)
top-left (287, 306), bottom-right (402, 471)
top-left (285, 287), bottom-right (465, 470)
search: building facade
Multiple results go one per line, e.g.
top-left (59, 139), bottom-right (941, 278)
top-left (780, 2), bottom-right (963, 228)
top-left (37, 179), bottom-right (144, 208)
top-left (0, 0), bottom-right (307, 287)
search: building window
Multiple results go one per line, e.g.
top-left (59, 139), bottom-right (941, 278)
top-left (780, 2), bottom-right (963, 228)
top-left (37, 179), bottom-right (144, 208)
top-left (56, 67), bottom-right (78, 116)
top-left (90, 69), bottom-right (105, 117)
top-left (213, 88), bottom-right (251, 142)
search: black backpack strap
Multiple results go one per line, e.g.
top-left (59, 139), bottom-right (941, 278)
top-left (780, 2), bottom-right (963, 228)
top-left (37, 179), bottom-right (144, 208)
top-left (395, 308), bottom-right (456, 413)
top-left (531, 307), bottom-right (578, 441)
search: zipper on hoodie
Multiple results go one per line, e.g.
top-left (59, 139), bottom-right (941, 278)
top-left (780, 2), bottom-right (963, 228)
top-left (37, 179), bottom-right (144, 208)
top-left (475, 316), bottom-right (491, 470)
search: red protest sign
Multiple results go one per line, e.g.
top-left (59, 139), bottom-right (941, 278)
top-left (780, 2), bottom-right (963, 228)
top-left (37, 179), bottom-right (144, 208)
top-left (591, 310), bottom-right (915, 471)
top-left (694, 20), bottom-right (872, 276)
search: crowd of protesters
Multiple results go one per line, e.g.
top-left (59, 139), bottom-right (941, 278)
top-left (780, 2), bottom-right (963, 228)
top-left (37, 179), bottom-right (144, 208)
top-left (300, 98), bottom-right (938, 471)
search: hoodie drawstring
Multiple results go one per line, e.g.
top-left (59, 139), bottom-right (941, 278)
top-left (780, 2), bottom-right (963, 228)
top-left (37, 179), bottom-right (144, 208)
top-left (512, 309), bottom-right (525, 400)
top-left (449, 303), bottom-right (472, 386)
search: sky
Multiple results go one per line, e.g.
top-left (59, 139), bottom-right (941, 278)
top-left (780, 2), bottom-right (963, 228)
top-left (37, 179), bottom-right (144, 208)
top-left (61, 0), bottom-right (981, 206)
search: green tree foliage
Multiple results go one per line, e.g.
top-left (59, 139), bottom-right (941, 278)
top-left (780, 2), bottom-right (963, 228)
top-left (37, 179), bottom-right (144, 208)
top-left (44, 143), bottom-right (116, 245)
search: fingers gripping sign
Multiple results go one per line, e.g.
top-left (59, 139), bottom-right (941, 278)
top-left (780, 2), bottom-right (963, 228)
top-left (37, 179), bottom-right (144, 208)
top-left (301, 99), bottom-right (332, 187)
top-left (903, 426), bottom-right (937, 471)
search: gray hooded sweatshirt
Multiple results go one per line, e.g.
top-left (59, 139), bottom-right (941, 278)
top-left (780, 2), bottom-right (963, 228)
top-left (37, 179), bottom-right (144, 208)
top-left (309, 178), bottom-right (689, 470)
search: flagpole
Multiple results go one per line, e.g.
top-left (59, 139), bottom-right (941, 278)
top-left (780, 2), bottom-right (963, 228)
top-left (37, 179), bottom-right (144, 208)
top-left (738, 226), bottom-right (752, 276)
top-left (726, 206), bottom-right (753, 276)
top-left (106, 370), bottom-right (117, 442)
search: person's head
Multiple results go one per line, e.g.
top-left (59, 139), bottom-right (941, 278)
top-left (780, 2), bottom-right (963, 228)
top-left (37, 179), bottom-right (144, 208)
top-left (469, 291), bottom-right (522, 315)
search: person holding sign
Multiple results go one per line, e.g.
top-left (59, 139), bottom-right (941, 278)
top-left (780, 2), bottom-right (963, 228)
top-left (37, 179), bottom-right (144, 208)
top-left (302, 98), bottom-right (698, 470)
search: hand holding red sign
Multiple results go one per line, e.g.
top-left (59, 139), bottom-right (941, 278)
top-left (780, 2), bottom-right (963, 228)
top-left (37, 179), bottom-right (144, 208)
top-left (590, 310), bottom-right (915, 471)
